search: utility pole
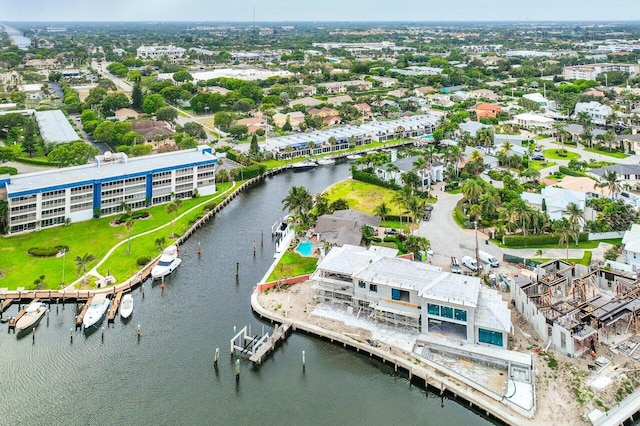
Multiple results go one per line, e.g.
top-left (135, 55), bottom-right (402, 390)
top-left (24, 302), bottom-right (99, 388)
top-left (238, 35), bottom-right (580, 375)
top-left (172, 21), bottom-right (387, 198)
top-left (474, 221), bottom-right (480, 277)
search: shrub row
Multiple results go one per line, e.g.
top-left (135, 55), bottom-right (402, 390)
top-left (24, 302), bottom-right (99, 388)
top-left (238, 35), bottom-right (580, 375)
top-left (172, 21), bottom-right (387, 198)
top-left (28, 245), bottom-right (69, 257)
top-left (15, 157), bottom-right (59, 167)
top-left (351, 168), bottom-right (401, 191)
top-left (558, 166), bottom-right (586, 177)
top-left (503, 232), bottom-right (588, 247)
top-left (113, 211), bottom-right (150, 224)
top-left (233, 163), bottom-right (267, 180)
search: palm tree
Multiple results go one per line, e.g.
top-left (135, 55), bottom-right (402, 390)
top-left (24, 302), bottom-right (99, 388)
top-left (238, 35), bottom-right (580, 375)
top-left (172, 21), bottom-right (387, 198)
top-left (563, 202), bottom-right (583, 233)
top-left (553, 120), bottom-right (567, 152)
top-left (500, 140), bottom-right (514, 168)
top-left (476, 127), bottom-right (494, 149)
top-left (125, 218), bottom-right (134, 255)
top-left (374, 202), bottom-right (390, 223)
top-left (553, 218), bottom-right (573, 260)
top-left (405, 196), bottom-right (425, 232)
top-left (469, 204), bottom-right (482, 222)
top-left (478, 192), bottom-right (498, 218)
top-left (507, 199), bottom-right (532, 237)
top-left (577, 112), bottom-right (595, 148)
top-left (75, 253), bottom-right (96, 285)
top-left (602, 130), bottom-right (617, 152)
top-left (392, 186), bottom-right (415, 229)
top-left (461, 179), bottom-right (484, 204)
top-left (594, 170), bottom-right (622, 200)
top-left (412, 156), bottom-right (429, 192)
top-left (166, 201), bottom-right (178, 238)
top-left (282, 185), bottom-right (313, 227)
top-left (444, 145), bottom-right (464, 177)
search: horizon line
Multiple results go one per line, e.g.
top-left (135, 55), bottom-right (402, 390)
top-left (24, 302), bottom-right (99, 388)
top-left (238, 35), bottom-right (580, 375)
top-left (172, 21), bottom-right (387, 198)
top-left (2, 19), bottom-right (640, 24)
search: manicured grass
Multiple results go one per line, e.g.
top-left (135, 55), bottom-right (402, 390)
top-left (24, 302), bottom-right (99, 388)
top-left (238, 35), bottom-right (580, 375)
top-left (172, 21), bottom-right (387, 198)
top-left (267, 251), bottom-right (318, 282)
top-left (542, 149), bottom-right (581, 161)
top-left (583, 147), bottom-right (630, 159)
top-left (537, 251), bottom-right (592, 266)
top-left (379, 220), bottom-right (409, 231)
top-left (323, 179), bottom-right (403, 215)
top-left (494, 238), bottom-right (621, 250)
top-left (529, 160), bottom-right (556, 171)
top-left (0, 182), bottom-right (233, 290)
top-left (447, 188), bottom-right (461, 194)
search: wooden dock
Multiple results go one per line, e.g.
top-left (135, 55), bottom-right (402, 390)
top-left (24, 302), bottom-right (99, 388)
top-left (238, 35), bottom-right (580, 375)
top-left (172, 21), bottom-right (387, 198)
top-left (107, 291), bottom-right (122, 323)
top-left (1, 299), bottom-right (12, 316)
top-left (75, 296), bottom-right (92, 330)
top-left (249, 323), bottom-right (292, 365)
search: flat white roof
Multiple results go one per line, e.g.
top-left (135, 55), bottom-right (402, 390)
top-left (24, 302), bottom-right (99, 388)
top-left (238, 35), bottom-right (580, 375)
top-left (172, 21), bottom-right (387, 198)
top-left (34, 110), bottom-right (80, 143)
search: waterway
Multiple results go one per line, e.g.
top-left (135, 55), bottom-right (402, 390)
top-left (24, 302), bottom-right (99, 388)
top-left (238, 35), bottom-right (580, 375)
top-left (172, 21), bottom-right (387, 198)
top-left (0, 163), bottom-right (494, 426)
top-left (0, 23), bottom-right (31, 50)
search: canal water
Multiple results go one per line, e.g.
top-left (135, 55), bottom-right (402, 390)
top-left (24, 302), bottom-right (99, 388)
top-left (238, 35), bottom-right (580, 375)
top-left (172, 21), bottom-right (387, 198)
top-left (0, 163), bottom-right (494, 426)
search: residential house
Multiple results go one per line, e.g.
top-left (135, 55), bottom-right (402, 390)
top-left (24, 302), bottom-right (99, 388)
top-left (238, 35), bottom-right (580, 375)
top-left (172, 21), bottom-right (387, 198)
top-left (522, 93), bottom-right (554, 110)
top-left (459, 120), bottom-right (490, 138)
top-left (584, 89), bottom-right (606, 98)
top-left (114, 108), bottom-right (139, 121)
top-left (314, 210), bottom-right (380, 247)
top-left (371, 76), bottom-right (398, 88)
top-left (414, 86), bottom-right (436, 97)
top-left (355, 103), bottom-right (373, 120)
top-left (375, 154), bottom-right (444, 188)
top-left (426, 93), bottom-right (455, 109)
top-left (289, 96), bottom-right (322, 108)
top-left (317, 80), bottom-right (372, 94)
top-left (298, 85), bottom-right (317, 97)
top-left (565, 124), bottom-right (606, 142)
top-left (573, 102), bottom-right (612, 127)
top-left (236, 117), bottom-right (268, 134)
top-left (475, 103), bottom-right (502, 119)
top-left (131, 120), bottom-right (174, 143)
top-left (521, 187), bottom-right (586, 221)
top-left (589, 164), bottom-right (640, 191)
top-left (622, 224), bottom-right (640, 271)
top-left (312, 244), bottom-right (511, 348)
top-left (327, 95), bottom-right (353, 106)
top-left (470, 89), bottom-right (499, 101)
top-left (272, 111), bottom-right (306, 130)
top-left (309, 107), bottom-right (341, 126)
top-left (513, 113), bottom-right (555, 130)
top-left (205, 86), bottom-right (231, 96)
top-left (617, 133), bottom-right (640, 154)
top-left (387, 88), bottom-right (408, 98)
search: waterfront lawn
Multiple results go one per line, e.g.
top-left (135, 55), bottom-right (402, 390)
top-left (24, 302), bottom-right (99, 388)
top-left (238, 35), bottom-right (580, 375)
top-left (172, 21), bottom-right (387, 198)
top-left (583, 147), bottom-right (630, 159)
top-left (542, 149), bottom-right (581, 161)
top-left (267, 251), bottom-right (318, 282)
top-left (323, 179), bottom-right (403, 215)
top-left (0, 182), bottom-right (232, 290)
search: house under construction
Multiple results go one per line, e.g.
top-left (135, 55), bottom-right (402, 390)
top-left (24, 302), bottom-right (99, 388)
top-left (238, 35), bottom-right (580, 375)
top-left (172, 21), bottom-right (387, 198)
top-left (512, 260), bottom-right (640, 358)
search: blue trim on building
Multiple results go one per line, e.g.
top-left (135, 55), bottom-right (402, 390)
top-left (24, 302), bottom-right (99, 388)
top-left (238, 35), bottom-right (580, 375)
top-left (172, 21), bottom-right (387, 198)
top-left (93, 182), bottom-right (102, 211)
top-left (145, 172), bottom-right (153, 203)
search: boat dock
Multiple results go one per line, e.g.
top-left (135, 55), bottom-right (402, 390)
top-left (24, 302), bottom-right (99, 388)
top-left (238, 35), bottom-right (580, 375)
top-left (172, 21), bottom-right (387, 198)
top-left (107, 291), bottom-right (123, 323)
top-left (75, 296), bottom-right (92, 330)
top-left (229, 323), bottom-right (292, 365)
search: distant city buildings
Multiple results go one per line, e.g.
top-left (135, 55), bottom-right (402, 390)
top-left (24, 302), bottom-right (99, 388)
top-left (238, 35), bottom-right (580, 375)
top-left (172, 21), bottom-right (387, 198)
top-left (562, 63), bottom-right (640, 80)
top-left (137, 45), bottom-right (186, 60)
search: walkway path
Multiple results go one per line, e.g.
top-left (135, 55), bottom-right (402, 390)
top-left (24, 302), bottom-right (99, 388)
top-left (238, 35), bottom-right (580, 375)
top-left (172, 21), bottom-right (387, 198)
top-left (64, 182), bottom-right (238, 290)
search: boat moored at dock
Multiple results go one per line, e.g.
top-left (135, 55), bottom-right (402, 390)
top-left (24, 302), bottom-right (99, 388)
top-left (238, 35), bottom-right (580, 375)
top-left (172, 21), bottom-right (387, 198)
top-left (291, 159), bottom-right (318, 172)
top-left (151, 245), bottom-right (182, 280)
top-left (82, 294), bottom-right (110, 329)
top-left (14, 301), bottom-right (47, 334)
top-left (119, 294), bottom-right (133, 319)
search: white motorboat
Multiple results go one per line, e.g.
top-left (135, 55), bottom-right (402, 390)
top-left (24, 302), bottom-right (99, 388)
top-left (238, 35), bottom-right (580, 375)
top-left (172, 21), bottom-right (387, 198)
top-left (346, 154), bottom-right (362, 161)
top-left (119, 294), bottom-right (133, 319)
top-left (291, 159), bottom-right (318, 172)
top-left (14, 301), bottom-right (47, 334)
top-left (82, 294), bottom-right (110, 329)
top-left (317, 158), bottom-right (336, 166)
top-left (151, 245), bottom-right (182, 280)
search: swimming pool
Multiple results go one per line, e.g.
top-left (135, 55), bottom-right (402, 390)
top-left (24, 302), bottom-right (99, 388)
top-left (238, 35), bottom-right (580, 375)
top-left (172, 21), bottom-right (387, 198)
top-left (295, 238), bottom-right (314, 257)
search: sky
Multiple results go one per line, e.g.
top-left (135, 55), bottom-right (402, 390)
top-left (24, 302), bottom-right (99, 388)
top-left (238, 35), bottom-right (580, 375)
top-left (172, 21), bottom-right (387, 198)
top-left (0, 0), bottom-right (638, 22)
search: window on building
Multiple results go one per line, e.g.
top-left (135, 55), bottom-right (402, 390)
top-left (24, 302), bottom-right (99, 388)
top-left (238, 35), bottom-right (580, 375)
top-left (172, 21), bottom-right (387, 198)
top-left (440, 306), bottom-right (453, 319)
top-left (454, 309), bottom-right (467, 322)
top-left (391, 288), bottom-right (410, 302)
top-left (427, 303), bottom-right (440, 316)
top-left (560, 332), bottom-right (566, 349)
top-left (369, 284), bottom-right (377, 293)
top-left (358, 280), bottom-right (366, 289)
top-left (479, 328), bottom-right (504, 347)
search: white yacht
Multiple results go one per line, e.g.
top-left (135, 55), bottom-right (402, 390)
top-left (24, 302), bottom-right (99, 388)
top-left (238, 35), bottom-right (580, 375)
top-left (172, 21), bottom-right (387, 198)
top-left (15, 301), bottom-right (47, 334)
top-left (151, 245), bottom-right (182, 280)
top-left (82, 294), bottom-right (110, 329)
top-left (317, 158), bottom-right (336, 166)
top-left (119, 294), bottom-right (133, 319)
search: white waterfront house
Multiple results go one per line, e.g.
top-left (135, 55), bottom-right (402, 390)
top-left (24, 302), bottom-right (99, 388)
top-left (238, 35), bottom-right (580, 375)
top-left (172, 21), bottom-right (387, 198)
top-left (374, 154), bottom-right (444, 188)
top-left (312, 245), bottom-right (511, 348)
top-left (622, 224), bottom-right (640, 271)
top-left (521, 187), bottom-right (587, 222)
top-left (1, 146), bottom-right (217, 234)
top-left (573, 101), bottom-right (612, 126)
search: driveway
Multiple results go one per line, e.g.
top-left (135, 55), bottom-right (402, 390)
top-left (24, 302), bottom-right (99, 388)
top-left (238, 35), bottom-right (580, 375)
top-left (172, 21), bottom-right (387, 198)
top-left (415, 183), bottom-right (503, 271)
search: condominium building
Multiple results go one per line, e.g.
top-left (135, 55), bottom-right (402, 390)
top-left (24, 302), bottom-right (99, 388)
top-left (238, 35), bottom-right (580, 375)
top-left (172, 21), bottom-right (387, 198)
top-left (1, 146), bottom-right (217, 234)
top-left (136, 45), bottom-right (186, 60)
top-left (562, 63), bottom-right (640, 80)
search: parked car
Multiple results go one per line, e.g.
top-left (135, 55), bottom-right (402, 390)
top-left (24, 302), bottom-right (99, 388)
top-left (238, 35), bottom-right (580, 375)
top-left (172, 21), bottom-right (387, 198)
top-left (425, 205), bottom-right (434, 212)
top-left (531, 154), bottom-right (545, 161)
top-left (534, 145), bottom-right (543, 152)
top-left (384, 228), bottom-right (400, 235)
top-left (461, 255), bottom-right (479, 272)
top-left (450, 257), bottom-right (462, 274)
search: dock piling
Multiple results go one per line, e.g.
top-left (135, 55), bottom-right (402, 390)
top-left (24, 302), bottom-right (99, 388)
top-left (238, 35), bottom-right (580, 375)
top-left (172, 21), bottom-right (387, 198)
top-left (235, 359), bottom-right (240, 382)
top-left (70, 328), bottom-right (73, 344)
top-left (214, 347), bottom-right (219, 368)
top-left (302, 350), bottom-right (306, 372)
top-left (236, 262), bottom-right (239, 283)
top-left (261, 230), bottom-right (264, 247)
top-left (253, 241), bottom-right (256, 257)
top-left (137, 324), bottom-right (141, 341)
top-left (141, 283), bottom-right (144, 298)
top-left (32, 329), bottom-right (35, 344)
top-left (101, 327), bottom-right (105, 343)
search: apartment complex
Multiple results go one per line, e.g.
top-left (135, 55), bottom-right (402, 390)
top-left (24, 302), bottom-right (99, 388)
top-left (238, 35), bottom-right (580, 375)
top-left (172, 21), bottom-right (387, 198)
top-left (1, 146), bottom-right (217, 234)
top-left (312, 245), bottom-right (511, 348)
top-left (136, 45), bottom-right (186, 60)
top-left (563, 63), bottom-right (640, 80)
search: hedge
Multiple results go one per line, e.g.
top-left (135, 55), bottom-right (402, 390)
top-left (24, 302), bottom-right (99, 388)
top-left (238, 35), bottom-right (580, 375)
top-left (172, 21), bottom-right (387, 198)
top-left (225, 150), bottom-right (239, 163)
top-left (558, 166), bottom-right (586, 177)
top-left (233, 163), bottom-right (267, 180)
top-left (503, 232), bottom-right (588, 247)
top-left (28, 246), bottom-right (68, 257)
top-left (15, 156), bottom-right (59, 167)
top-left (351, 168), bottom-right (401, 190)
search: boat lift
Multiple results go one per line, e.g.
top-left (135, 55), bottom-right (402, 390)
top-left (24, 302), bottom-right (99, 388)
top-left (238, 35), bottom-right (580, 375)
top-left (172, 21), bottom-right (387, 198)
top-left (230, 325), bottom-right (269, 358)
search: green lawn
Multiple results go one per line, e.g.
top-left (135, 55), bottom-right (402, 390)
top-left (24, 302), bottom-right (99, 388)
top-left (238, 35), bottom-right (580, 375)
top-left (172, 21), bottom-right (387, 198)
top-left (0, 182), bottom-right (233, 290)
top-left (529, 160), bottom-right (556, 171)
top-left (537, 251), bottom-right (593, 266)
top-left (267, 251), bottom-right (318, 282)
top-left (542, 149), bottom-right (581, 161)
top-left (583, 147), bottom-right (630, 159)
top-left (495, 238), bottom-right (622, 250)
top-left (323, 179), bottom-right (404, 215)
